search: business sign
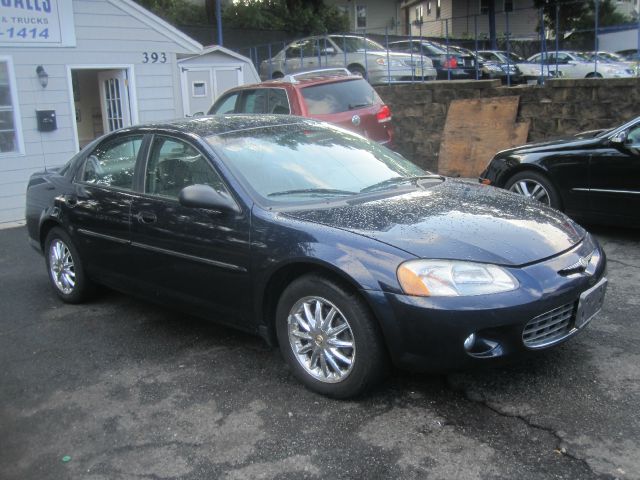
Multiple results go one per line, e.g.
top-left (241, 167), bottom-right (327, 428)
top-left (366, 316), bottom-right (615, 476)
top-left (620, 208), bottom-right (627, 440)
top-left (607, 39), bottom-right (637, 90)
top-left (0, 0), bottom-right (76, 47)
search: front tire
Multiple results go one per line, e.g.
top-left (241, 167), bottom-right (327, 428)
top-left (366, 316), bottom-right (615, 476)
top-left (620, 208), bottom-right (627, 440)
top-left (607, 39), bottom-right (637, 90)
top-left (505, 170), bottom-right (562, 210)
top-left (347, 64), bottom-right (366, 78)
top-left (44, 227), bottom-right (93, 303)
top-left (276, 274), bottom-right (387, 398)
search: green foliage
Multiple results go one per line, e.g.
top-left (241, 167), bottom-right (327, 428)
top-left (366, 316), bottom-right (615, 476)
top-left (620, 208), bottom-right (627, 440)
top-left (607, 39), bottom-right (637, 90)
top-left (534, 0), bottom-right (631, 35)
top-left (134, 0), bottom-right (208, 25)
top-left (222, 0), bottom-right (349, 34)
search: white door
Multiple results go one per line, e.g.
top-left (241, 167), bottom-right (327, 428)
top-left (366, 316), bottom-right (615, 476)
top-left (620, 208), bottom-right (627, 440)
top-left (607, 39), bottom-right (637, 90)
top-left (98, 70), bottom-right (132, 133)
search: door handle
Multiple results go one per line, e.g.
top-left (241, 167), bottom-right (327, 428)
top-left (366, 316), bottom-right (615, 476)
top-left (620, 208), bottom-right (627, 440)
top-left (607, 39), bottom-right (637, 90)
top-left (135, 211), bottom-right (157, 224)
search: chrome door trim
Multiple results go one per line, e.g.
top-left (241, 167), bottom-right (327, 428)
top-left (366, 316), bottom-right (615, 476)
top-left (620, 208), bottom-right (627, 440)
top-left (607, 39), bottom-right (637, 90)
top-left (572, 188), bottom-right (640, 195)
top-left (77, 228), bottom-right (129, 244)
top-left (131, 242), bottom-right (247, 272)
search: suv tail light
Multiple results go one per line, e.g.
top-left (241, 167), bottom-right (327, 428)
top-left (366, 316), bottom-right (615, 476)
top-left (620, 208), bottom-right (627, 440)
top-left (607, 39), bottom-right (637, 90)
top-left (441, 56), bottom-right (458, 69)
top-left (377, 105), bottom-right (392, 123)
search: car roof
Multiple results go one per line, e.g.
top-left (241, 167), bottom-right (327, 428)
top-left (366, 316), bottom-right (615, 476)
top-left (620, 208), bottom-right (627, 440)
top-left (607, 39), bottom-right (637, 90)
top-left (123, 115), bottom-right (313, 138)
top-left (224, 74), bottom-right (364, 91)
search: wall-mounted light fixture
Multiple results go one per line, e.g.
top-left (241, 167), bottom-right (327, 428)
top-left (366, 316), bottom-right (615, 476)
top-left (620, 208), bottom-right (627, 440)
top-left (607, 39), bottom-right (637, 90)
top-left (36, 65), bottom-right (49, 88)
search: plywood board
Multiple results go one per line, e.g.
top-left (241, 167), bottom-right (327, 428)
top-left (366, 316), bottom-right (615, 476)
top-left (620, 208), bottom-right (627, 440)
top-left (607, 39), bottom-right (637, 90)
top-left (438, 96), bottom-right (529, 177)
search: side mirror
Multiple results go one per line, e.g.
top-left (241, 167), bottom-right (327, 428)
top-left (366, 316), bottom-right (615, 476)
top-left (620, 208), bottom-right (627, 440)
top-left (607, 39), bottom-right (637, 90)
top-left (610, 131), bottom-right (627, 145)
top-left (178, 184), bottom-right (239, 213)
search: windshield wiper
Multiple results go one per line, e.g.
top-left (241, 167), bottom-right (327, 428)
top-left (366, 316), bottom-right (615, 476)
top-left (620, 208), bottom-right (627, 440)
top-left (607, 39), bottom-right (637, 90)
top-left (348, 102), bottom-right (371, 110)
top-left (267, 188), bottom-right (358, 197)
top-left (360, 175), bottom-right (442, 193)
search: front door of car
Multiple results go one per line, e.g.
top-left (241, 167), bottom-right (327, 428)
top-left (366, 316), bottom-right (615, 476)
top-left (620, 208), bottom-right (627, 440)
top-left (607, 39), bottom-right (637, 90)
top-left (589, 124), bottom-right (640, 223)
top-left (66, 134), bottom-right (144, 283)
top-left (129, 134), bottom-right (252, 326)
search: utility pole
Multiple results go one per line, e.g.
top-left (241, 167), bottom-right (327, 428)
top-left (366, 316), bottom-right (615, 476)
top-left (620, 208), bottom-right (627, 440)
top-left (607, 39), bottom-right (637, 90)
top-left (216, 0), bottom-right (223, 46)
top-left (488, 0), bottom-right (497, 49)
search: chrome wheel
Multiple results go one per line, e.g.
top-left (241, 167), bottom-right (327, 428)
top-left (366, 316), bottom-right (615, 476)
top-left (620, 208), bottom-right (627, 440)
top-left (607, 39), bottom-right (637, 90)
top-left (49, 239), bottom-right (76, 295)
top-left (508, 179), bottom-right (551, 205)
top-left (287, 296), bottom-right (356, 383)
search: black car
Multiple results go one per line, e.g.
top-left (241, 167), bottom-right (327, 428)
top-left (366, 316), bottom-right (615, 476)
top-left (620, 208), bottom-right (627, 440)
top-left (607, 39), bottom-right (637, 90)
top-left (389, 39), bottom-right (478, 80)
top-left (27, 116), bottom-right (607, 398)
top-left (479, 116), bottom-right (640, 227)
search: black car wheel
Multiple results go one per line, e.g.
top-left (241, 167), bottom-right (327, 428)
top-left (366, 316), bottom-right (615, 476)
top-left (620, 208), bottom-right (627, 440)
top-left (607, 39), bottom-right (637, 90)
top-left (44, 227), bottom-right (93, 304)
top-left (271, 71), bottom-right (284, 79)
top-left (347, 64), bottom-right (366, 78)
top-left (276, 274), bottom-right (387, 398)
top-left (505, 171), bottom-right (562, 210)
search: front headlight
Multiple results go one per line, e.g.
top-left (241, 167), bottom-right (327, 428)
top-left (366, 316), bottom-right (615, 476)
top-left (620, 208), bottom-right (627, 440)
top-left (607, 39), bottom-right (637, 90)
top-left (376, 58), bottom-right (404, 67)
top-left (397, 260), bottom-right (518, 297)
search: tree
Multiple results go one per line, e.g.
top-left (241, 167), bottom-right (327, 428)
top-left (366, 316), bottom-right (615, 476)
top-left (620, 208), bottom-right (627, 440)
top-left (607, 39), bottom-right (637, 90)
top-left (533, 0), bottom-right (631, 36)
top-left (222, 0), bottom-right (349, 34)
top-left (134, 0), bottom-right (208, 25)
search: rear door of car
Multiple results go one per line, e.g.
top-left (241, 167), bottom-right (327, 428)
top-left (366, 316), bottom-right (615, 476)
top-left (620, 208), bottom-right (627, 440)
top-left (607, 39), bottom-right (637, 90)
top-left (128, 133), bottom-right (253, 326)
top-left (67, 133), bottom-right (145, 283)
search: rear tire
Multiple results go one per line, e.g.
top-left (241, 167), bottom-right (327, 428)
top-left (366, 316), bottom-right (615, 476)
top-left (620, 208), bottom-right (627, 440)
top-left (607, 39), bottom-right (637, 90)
top-left (271, 71), bottom-right (284, 79)
top-left (586, 72), bottom-right (603, 78)
top-left (505, 170), bottom-right (562, 210)
top-left (44, 227), bottom-right (94, 303)
top-left (276, 274), bottom-right (387, 398)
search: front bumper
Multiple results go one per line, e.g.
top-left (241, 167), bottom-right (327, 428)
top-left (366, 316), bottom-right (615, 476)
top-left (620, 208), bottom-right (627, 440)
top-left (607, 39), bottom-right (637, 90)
top-left (364, 237), bottom-right (607, 372)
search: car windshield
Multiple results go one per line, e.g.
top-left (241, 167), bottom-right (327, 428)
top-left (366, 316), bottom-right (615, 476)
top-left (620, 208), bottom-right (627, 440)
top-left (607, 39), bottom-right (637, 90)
top-left (301, 79), bottom-right (380, 115)
top-left (332, 36), bottom-right (385, 53)
top-left (498, 51), bottom-right (524, 63)
top-left (206, 123), bottom-right (427, 204)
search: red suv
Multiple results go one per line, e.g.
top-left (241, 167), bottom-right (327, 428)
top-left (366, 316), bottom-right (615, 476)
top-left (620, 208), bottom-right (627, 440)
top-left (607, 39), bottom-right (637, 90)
top-left (207, 69), bottom-right (393, 145)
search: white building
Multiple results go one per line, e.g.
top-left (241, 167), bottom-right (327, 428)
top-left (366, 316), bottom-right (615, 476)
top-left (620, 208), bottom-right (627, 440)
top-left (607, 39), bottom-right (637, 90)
top-left (0, 0), bottom-right (258, 225)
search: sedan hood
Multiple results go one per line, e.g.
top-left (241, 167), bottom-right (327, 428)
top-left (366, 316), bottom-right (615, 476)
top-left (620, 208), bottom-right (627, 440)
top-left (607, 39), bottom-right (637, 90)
top-left (498, 133), bottom-right (603, 156)
top-left (284, 180), bottom-right (585, 266)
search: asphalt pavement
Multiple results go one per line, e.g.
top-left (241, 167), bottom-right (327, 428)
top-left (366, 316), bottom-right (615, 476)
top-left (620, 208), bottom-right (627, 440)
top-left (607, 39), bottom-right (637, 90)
top-left (1, 224), bottom-right (639, 480)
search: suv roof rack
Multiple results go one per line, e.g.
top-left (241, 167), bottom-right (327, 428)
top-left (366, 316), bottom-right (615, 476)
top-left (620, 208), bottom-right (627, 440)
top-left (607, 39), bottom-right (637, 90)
top-left (281, 68), bottom-right (353, 83)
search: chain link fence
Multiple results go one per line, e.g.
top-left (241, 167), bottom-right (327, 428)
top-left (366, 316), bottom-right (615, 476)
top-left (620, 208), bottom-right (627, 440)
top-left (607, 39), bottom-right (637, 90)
top-left (237, 1), bottom-right (640, 86)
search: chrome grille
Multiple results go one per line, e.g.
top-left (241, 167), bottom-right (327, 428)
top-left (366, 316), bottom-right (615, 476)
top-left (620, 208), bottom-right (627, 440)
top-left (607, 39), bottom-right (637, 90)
top-left (522, 302), bottom-right (575, 348)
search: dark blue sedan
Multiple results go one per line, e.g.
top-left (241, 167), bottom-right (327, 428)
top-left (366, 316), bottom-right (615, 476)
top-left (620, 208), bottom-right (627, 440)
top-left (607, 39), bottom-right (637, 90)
top-left (26, 116), bottom-right (607, 398)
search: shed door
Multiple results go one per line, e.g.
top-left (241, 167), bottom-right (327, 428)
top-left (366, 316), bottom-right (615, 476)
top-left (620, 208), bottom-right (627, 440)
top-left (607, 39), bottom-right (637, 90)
top-left (98, 70), bottom-right (132, 133)
top-left (181, 66), bottom-right (243, 117)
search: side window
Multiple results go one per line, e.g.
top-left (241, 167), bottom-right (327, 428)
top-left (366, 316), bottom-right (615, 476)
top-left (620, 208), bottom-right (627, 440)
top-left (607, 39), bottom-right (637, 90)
top-left (145, 136), bottom-right (225, 199)
top-left (285, 44), bottom-right (301, 58)
top-left (267, 89), bottom-right (290, 114)
top-left (626, 125), bottom-right (640, 146)
top-left (210, 92), bottom-right (240, 114)
top-left (80, 135), bottom-right (142, 189)
top-left (239, 89), bottom-right (268, 114)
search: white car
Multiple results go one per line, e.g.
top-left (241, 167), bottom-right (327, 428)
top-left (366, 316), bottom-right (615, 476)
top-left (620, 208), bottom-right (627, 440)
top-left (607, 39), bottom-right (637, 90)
top-left (259, 35), bottom-right (436, 85)
top-left (521, 51), bottom-right (634, 79)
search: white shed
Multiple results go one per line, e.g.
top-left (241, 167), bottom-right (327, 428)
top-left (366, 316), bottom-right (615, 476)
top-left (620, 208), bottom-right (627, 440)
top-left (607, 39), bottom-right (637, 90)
top-left (178, 45), bottom-right (260, 117)
top-left (0, 0), bottom-right (204, 224)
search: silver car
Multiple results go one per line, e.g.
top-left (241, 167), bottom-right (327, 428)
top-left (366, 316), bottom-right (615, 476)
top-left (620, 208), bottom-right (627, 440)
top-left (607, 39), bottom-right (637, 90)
top-left (260, 35), bottom-right (436, 85)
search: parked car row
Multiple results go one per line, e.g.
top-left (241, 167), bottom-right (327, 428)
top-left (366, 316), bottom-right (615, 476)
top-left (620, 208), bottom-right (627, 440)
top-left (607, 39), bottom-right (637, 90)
top-left (258, 34), bottom-right (638, 84)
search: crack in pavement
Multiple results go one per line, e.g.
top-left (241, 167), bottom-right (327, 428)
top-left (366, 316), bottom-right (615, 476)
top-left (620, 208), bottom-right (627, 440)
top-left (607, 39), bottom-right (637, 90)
top-left (605, 258), bottom-right (640, 270)
top-left (444, 376), bottom-right (614, 480)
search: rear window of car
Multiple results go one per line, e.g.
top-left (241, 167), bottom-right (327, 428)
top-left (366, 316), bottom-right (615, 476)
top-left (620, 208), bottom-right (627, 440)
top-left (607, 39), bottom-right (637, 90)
top-left (300, 79), bottom-right (381, 115)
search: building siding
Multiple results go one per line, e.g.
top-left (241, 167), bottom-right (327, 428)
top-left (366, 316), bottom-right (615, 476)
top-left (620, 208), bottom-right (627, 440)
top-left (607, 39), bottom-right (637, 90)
top-left (0, 0), bottom-right (200, 224)
top-left (325, 0), bottom-right (402, 35)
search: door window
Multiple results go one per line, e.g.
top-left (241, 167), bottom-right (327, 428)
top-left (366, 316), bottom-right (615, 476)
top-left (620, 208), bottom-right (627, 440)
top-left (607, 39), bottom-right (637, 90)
top-left (145, 136), bottom-right (225, 198)
top-left (80, 135), bottom-right (143, 189)
top-left (210, 92), bottom-right (240, 114)
top-left (267, 89), bottom-right (290, 114)
top-left (626, 125), bottom-right (640, 147)
top-left (239, 89), bottom-right (268, 114)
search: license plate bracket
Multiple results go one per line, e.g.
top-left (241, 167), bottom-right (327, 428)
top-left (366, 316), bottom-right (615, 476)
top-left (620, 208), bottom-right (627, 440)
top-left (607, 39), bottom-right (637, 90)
top-left (575, 277), bottom-right (607, 329)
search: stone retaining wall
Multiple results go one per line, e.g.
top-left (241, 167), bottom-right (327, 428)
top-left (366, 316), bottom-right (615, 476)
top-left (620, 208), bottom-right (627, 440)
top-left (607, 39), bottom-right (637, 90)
top-left (376, 78), bottom-right (640, 173)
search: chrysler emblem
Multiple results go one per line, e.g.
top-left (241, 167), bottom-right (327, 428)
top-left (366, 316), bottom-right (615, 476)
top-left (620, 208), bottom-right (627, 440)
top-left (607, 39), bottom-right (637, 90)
top-left (351, 115), bottom-right (361, 126)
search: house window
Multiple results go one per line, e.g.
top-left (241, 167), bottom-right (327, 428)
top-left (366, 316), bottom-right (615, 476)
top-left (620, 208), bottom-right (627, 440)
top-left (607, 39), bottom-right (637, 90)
top-left (415, 5), bottom-right (424, 23)
top-left (505, 0), bottom-right (514, 12)
top-left (0, 58), bottom-right (21, 155)
top-left (356, 5), bottom-right (367, 28)
top-left (436, 0), bottom-right (441, 19)
top-left (480, 0), bottom-right (489, 14)
top-left (192, 81), bottom-right (207, 97)
top-left (427, 1), bottom-right (432, 15)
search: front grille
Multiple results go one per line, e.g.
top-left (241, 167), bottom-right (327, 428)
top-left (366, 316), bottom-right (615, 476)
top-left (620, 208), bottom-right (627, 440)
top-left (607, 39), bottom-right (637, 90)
top-left (522, 302), bottom-right (575, 348)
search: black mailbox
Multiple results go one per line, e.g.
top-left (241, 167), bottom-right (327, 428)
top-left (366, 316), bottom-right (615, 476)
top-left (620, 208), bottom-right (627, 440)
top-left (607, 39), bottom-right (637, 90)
top-left (36, 110), bottom-right (57, 132)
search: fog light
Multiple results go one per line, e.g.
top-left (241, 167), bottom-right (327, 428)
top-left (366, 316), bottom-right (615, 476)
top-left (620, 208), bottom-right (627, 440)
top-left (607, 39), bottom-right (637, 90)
top-left (463, 333), bottom-right (476, 351)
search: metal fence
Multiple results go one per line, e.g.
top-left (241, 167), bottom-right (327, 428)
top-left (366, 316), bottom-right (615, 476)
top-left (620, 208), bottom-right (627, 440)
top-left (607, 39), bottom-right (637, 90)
top-left (237, 1), bottom-right (640, 86)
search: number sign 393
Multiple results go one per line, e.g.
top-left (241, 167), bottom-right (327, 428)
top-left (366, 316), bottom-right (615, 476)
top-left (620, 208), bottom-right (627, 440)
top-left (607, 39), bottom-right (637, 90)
top-left (142, 52), bottom-right (167, 63)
